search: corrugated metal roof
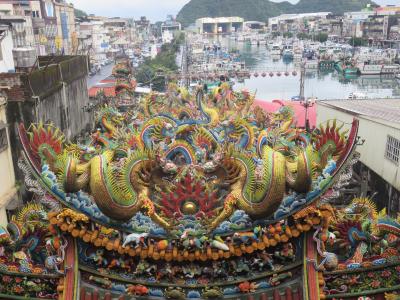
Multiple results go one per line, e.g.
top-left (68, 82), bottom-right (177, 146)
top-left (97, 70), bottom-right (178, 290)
top-left (318, 99), bottom-right (400, 124)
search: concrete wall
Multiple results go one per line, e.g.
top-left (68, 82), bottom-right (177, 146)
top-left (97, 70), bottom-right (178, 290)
top-left (317, 102), bottom-right (400, 192)
top-left (1, 55), bottom-right (94, 180)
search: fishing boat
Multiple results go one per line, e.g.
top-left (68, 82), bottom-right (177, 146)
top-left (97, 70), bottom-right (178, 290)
top-left (293, 47), bottom-right (303, 61)
top-left (335, 60), bottom-right (359, 76)
top-left (282, 44), bottom-right (294, 60)
top-left (305, 59), bottom-right (319, 70)
top-left (271, 43), bottom-right (282, 56)
top-left (357, 59), bottom-right (400, 75)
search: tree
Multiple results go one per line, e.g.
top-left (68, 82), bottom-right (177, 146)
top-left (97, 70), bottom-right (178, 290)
top-left (348, 37), bottom-right (367, 47)
top-left (135, 36), bottom-right (184, 91)
top-left (271, 31), bottom-right (281, 38)
top-left (315, 33), bottom-right (328, 43)
top-left (283, 32), bottom-right (293, 38)
top-left (297, 32), bottom-right (310, 40)
top-left (74, 8), bottom-right (87, 19)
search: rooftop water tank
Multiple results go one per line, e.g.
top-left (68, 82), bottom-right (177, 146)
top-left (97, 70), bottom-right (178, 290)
top-left (12, 47), bottom-right (37, 68)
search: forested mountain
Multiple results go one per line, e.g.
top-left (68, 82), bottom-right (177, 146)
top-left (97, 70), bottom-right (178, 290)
top-left (177, 0), bottom-right (376, 26)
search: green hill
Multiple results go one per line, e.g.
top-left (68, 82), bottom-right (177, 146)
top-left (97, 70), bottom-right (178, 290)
top-left (74, 8), bottom-right (88, 19)
top-left (177, 0), bottom-right (376, 27)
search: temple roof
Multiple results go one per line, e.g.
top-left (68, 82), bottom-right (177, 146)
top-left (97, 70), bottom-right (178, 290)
top-left (254, 99), bottom-right (317, 128)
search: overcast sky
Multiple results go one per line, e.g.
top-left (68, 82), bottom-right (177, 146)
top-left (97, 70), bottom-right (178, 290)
top-left (69, 0), bottom-right (399, 22)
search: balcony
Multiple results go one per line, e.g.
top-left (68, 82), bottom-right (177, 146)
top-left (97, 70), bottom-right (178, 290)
top-left (32, 18), bottom-right (44, 30)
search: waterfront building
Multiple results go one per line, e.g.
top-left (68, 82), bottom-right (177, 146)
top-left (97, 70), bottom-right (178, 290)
top-left (196, 16), bottom-right (244, 34)
top-left (375, 5), bottom-right (400, 16)
top-left (244, 21), bottom-right (266, 31)
top-left (362, 14), bottom-right (390, 41)
top-left (316, 15), bottom-right (343, 36)
top-left (317, 99), bottom-right (400, 213)
top-left (268, 12), bottom-right (331, 33)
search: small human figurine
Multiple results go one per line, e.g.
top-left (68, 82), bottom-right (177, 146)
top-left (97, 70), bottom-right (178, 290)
top-left (45, 255), bottom-right (64, 275)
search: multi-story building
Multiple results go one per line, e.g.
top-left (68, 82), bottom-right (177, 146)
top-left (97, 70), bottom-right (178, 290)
top-left (75, 21), bottom-right (91, 55)
top-left (316, 15), bottom-right (343, 37)
top-left (161, 15), bottom-right (181, 33)
top-left (0, 91), bottom-right (17, 227)
top-left (362, 14), bottom-right (390, 41)
top-left (135, 16), bottom-right (151, 40)
top-left (28, 0), bottom-right (46, 55)
top-left (0, 1), bottom-right (35, 48)
top-left (161, 15), bottom-right (181, 43)
top-left (36, 0), bottom-right (58, 55)
top-left (268, 12), bottom-right (331, 34)
top-left (375, 5), bottom-right (400, 16)
top-left (0, 24), bottom-right (17, 226)
top-left (0, 23), bottom-right (14, 72)
top-left (196, 17), bottom-right (244, 34)
top-left (79, 21), bottom-right (110, 63)
top-left (103, 17), bottom-right (130, 51)
top-left (54, 0), bottom-right (76, 55)
top-left (389, 23), bottom-right (400, 40)
top-left (0, 1), bottom-right (77, 55)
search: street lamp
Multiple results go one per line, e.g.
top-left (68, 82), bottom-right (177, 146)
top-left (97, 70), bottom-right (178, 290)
top-left (300, 97), bottom-right (315, 132)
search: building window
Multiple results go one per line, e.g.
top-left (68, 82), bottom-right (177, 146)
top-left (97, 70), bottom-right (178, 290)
top-left (385, 135), bottom-right (400, 164)
top-left (0, 127), bottom-right (8, 152)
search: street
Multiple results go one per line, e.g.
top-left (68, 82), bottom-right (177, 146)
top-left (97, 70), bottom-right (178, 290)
top-left (87, 63), bottom-right (115, 88)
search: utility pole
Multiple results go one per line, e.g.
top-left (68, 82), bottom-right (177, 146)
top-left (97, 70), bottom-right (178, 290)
top-left (299, 60), bottom-right (305, 102)
top-left (181, 32), bottom-right (190, 88)
top-left (299, 60), bottom-right (313, 132)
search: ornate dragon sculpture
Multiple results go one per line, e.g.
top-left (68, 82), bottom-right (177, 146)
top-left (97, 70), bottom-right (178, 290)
top-left (18, 85), bottom-right (358, 238)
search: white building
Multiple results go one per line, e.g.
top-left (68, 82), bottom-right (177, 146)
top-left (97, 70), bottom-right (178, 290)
top-left (196, 17), bottom-right (244, 34)
top-left (79, 21), bottom-right (110, 63)
top-left (0, 93), bottom-right (17, 227)
top-left (317, 99), bottom-right (400, 213)
top-left (161, 15), bottom-right (181, 33)
top-left (0, 24), bottom-right (17, 225)
top-left (0, 2), bottom-right (35, 49)
top-left (0, 24), bottom-right (15, 72)
top-left (268, 12), bottom-right (331, 29)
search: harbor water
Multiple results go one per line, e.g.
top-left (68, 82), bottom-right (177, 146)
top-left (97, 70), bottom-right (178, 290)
top-left (213, 37), bottom-right (400, 100)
